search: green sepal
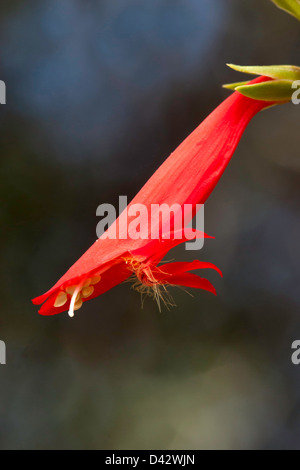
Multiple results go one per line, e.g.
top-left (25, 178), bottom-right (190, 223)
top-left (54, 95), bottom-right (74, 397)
top-left (270, 0), bottom-right (300, 21)
top-left (222, 81), bottom-right (251, 90)
top-left (235, 79), bottom-right (293, 102)
top-left (227, 64), bottom-right (300, 81)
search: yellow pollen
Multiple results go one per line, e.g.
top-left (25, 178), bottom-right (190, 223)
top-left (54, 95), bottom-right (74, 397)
top-left (91, 275), bottom-right (101, 285)
top-left (74, 298), bottom-right (83, 311)
top-left (56, 276), bottom-right (102, 317)
top-left (66, 285), bottom-right (76, 295)
top-left (54, 291), bottom-right (67, 307)
top-left (82, 278), bottom-right (91, 287)
top-left (82, 286), bottom-right (94, 298)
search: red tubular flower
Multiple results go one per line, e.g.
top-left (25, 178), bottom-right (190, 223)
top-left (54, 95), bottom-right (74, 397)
top-left (32, 76), bottom-right (276, 316)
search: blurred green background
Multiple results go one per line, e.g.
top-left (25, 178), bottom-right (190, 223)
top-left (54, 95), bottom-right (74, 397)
top-left (1, 0), bottom-right (300, 450)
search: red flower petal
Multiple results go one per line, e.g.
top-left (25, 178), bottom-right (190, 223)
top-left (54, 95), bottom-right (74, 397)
top-left (163, 272), bottom-right (217, 295)
top-left (127, 76), bottom-right (274, 210)
top-left (158, 260), bottom-right (223, 277)
top-left (130, 228), bottom-right (213, 264)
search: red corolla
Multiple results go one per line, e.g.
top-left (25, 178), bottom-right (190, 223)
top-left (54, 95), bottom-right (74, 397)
top-left (32, 76), bottom-right (276, 316)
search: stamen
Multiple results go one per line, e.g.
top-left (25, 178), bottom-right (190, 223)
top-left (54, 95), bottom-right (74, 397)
top-left (66, 285), bottom-right (76, 295)
top-left (54, 291), bottom-right (67, 307)
top-left (91, 275), bottom-right (101, 285)
top-left (68, 285), bottom-right (82, 318)
top-left (82, 286), bottom-right (94, 298)
top-left (82, 278), bottom-right (91, 288)
top-left (74, 298), bottom-right (83, 311)
top-left (64, 276), bottom-right (101, 317)
top-left (75, 291), bottom-right (81, 302)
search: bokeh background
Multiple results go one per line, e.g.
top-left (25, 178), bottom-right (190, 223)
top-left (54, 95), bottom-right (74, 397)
top-left (1, 0), bottom-right (300, 450)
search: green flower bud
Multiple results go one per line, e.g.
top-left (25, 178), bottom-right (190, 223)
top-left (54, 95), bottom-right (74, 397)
top-left (224, 64), bottom-right (300, 102)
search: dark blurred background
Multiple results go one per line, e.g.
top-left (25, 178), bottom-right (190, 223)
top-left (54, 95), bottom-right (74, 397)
top-left (0, 0), bottom-right (300, 450)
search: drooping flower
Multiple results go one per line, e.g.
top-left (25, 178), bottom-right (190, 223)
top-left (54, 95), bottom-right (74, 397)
top-left (32, 75), bottom-right (282, 316)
